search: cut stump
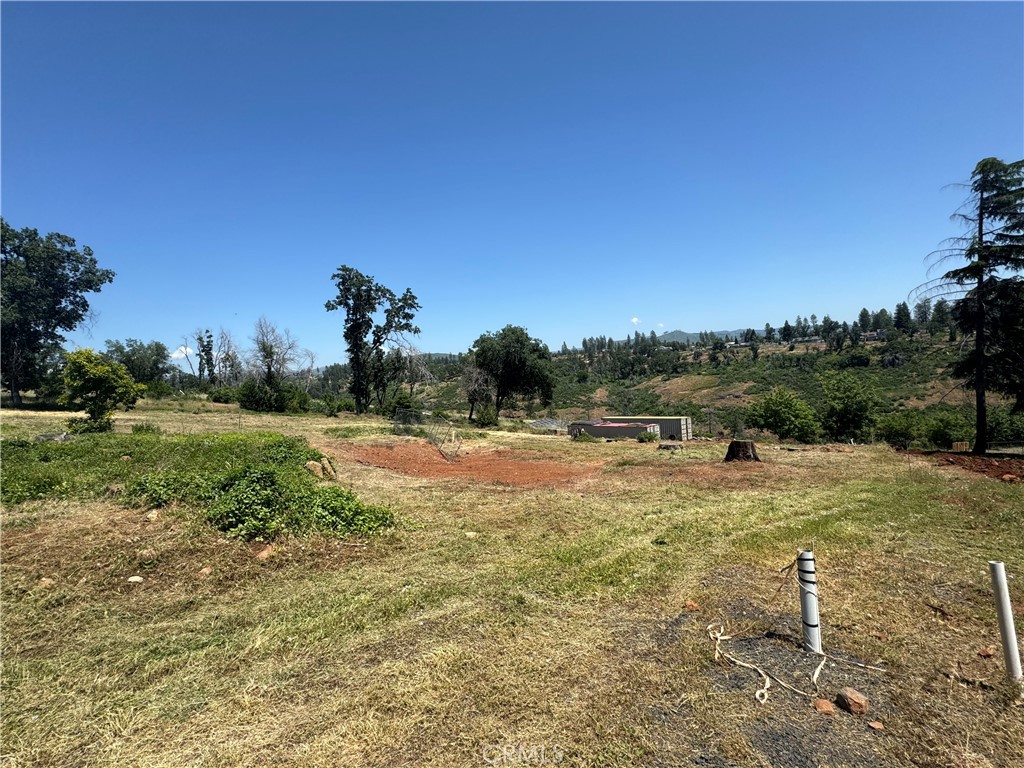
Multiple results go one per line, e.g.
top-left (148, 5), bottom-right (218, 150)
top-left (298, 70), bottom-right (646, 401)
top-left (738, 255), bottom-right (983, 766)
top-left (724, 440), bottom-right (760, 462)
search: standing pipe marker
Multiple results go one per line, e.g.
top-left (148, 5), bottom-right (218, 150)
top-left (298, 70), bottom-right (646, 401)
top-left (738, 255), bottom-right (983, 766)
top-left (988, 560), bottom-right (1023, 683)
top-left (797, 549), bottom-right (822, 654)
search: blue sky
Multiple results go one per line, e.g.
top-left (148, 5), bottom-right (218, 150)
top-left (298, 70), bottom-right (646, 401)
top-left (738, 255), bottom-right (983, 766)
top-left (3, 1), bottom-right (1022, 366)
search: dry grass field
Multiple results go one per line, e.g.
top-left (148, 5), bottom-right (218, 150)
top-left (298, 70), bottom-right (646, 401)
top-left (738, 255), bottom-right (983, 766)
top-left (2, 401), bottom-right (1023, 767)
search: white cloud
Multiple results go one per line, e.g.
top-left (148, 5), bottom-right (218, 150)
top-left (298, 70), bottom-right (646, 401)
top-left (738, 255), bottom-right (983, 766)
top-left (631, 316), bottom-right (641, 326)
top-left (171, 345), bottom-right (194, 359)
top-left (657, 322), bottom-right (665, 329)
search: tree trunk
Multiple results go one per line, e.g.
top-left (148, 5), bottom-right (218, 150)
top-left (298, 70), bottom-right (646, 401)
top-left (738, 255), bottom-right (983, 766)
top-left (724, 440), bottom-right (760, 462)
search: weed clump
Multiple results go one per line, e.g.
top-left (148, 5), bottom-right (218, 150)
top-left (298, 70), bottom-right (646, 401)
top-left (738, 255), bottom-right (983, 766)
top-left (572, 431), bottom-right (599, 443)
top-left (1, 431), bottom-right (391, 540)
top-left (637, 431), bottom-right (659, 443)
top-left (207, 467), bottom-right (392, 540)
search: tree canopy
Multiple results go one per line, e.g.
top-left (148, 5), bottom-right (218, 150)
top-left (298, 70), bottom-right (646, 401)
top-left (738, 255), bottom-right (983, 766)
top-left (928, 157), bottom-right (1024, 452)
top-left (325, 266), bottom-right (420, 414)
top-left (471, 325), bottom-right (554, 417)
top-left (1, 219), bottom-right (114, 403)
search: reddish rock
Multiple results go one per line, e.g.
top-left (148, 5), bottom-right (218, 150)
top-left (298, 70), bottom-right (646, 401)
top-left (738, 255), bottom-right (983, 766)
top-left (836, 687), bottom-right (870, 715)
top-left (1000, 474), bottom-right (1019, 483)
top-left (813, 698), bottom-right (836, 716)
top-left (255, 545), bottom-right (275, 561)
top-left (868, 721), bottom-right (885, 731)
top-left (197, 566), bottom-right (213, 579)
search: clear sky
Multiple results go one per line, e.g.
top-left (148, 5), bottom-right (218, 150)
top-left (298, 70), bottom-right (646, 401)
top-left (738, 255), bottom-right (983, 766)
top-left (2, 1), bottom-right (1022, 366)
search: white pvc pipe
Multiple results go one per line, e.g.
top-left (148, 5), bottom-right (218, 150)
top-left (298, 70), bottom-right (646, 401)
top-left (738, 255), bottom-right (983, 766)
top-left (797, 549), bottom-right (822, 654)
top-left (989, 561), bottom-right (1023, 682)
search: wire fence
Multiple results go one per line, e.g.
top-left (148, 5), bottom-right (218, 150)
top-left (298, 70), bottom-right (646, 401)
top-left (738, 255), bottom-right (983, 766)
top-left (393, 408), bottom-right (463, 461)
top-left (989, 442), bottom-right (1024, 456)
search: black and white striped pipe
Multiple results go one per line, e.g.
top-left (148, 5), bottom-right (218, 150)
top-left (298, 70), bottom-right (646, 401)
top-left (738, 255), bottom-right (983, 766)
top-left (797, 549), bottom-right (822, 654)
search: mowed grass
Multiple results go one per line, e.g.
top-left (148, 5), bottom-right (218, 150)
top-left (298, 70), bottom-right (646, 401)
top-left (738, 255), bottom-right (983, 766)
top-left (2, 403), bottom-right (1023, 767)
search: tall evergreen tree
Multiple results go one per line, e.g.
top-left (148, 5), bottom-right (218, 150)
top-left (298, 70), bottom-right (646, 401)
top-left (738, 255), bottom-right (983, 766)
top-left (926, 157), bottom-right (1024, 453)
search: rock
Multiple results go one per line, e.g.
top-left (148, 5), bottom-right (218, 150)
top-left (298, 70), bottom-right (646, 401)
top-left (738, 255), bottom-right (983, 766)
top-left (35, 432), bottom-right (72, 443)
top-left (464, 531), bottom-right (479, 539)
top-left (146, 510), bottom-right (159, 522)
top-left (868, 721), bottom-right (885, 731)
top-left (127, 576), bottom-right (144, 584)
top-left (836, 687), bottom-right (870, 715)
top-left (658, 443), bottom-right (681, 451)
top-left (1000, 474), bottom-right (1018, 483)
top-left (120, 455), bottom-right (132, 462)
top-left (978, 646), bottom-right (995, 659)
top-left (138, 548), bottom-right (158, 560)
top-left (684, 600), bottom-right (701, 612)
top-left (320, 458), bottom-right (337, 479)
top-left (255, 544), bottom-right (275, 561)
top-left (813, 698), bottom-right (837, 716)
top-left (36, 577), bottom-right (57, 589)
top-left (305, 460), bottom-right (324, 478)
top-left (197, 566), bottom-right (213, 579)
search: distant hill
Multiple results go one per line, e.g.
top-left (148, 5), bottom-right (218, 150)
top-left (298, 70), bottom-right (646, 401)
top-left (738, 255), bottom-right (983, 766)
top-left (656, 329), bottom-right (752, 344)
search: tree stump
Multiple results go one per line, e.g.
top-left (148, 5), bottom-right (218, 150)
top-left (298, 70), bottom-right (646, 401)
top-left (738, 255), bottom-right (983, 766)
top-left (724, 440), bottom-right (760, 462)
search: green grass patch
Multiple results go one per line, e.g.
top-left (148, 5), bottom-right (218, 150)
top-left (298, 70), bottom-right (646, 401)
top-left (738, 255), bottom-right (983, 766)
top-left (0, 431), bottom-right (391, 540)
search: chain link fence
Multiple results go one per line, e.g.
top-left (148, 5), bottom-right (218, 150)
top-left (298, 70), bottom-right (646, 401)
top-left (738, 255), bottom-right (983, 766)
top-left (393, 408), bottom-right (463, 461)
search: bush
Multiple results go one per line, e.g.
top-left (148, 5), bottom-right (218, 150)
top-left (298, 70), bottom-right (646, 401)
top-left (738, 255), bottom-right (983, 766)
top-left (309, 398), bottom-right (338, 416)
top-left (746, 387), bottom-right (821, 443)
top-left (206, 466), bottom-right (392, 540)
top-left (282, 384), bottom-right (311, 413)
top-left (573, 431), bottom-right (600, 443)
top-left (475, 406), bottom-right (499, 427)
top-left (209, 386), bottom-right (239, 404)
top-left (637, 431), bottom-right (659, 443)
top-left (925, 410), bottom-right (974, 449)
top-left (145, 380), bottom-right (175, 400)
top-left (238, 379), bottom-right (285, 412)
top-left (876, 410), bottom-right (923, 449)
top-left (132, 422), bottom-right (162, 435)
top-left (59, 349), bottom-right (144, 427)
top-left (67, 416), bottom-right (114, 434)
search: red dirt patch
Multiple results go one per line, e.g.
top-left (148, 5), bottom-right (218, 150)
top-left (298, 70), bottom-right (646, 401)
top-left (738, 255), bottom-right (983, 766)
top-left (337, 440), bottom-right (601, 488)
top-left (908, 450), bottom-right (1024, 481)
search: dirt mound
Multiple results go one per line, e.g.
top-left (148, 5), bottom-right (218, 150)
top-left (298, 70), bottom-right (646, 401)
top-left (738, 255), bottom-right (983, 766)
top-left (909, 450), bottom-right (1024, 481)
top-left (339, 440), bottom-right (600, 488)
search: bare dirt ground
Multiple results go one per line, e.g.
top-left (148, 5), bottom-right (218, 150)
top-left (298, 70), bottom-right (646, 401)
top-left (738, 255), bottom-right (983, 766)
top-left (909, 450), bottom-right (1024, 482)
top-left (323, 438), bottom-right (605, 488)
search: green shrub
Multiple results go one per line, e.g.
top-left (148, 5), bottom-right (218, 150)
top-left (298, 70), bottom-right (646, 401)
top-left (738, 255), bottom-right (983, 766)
top-left (238, 379), bottom-right (285, 412)
top-left (282, 385), bottom-right (311, 413)
top-left (206, 466), bottom-right (392, 540)
top-left (637, 431), bottom-right (659, 443)
top-left (208, 386), bottom-right (239, 404)
top-left (573, 431), bottom-right (600, 443)
top-left (309, 397), bottom-right (339, 416)
top-left (876, 410), bottom-right (923, 449)
top-left (925, 410), bottom-right (973, 449)
top-left (746, 387), bottom-right (821, 443)
top-left (67, 416), bottom-right (113, 434)
top-left (132, 422), bottom-right (162, 435)
top-left (475, 406), bottom-right (499, 427)
top-left (145, 380), bottom-right (175, 400)
top-left (59, 349), bottom-right (144, 429)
